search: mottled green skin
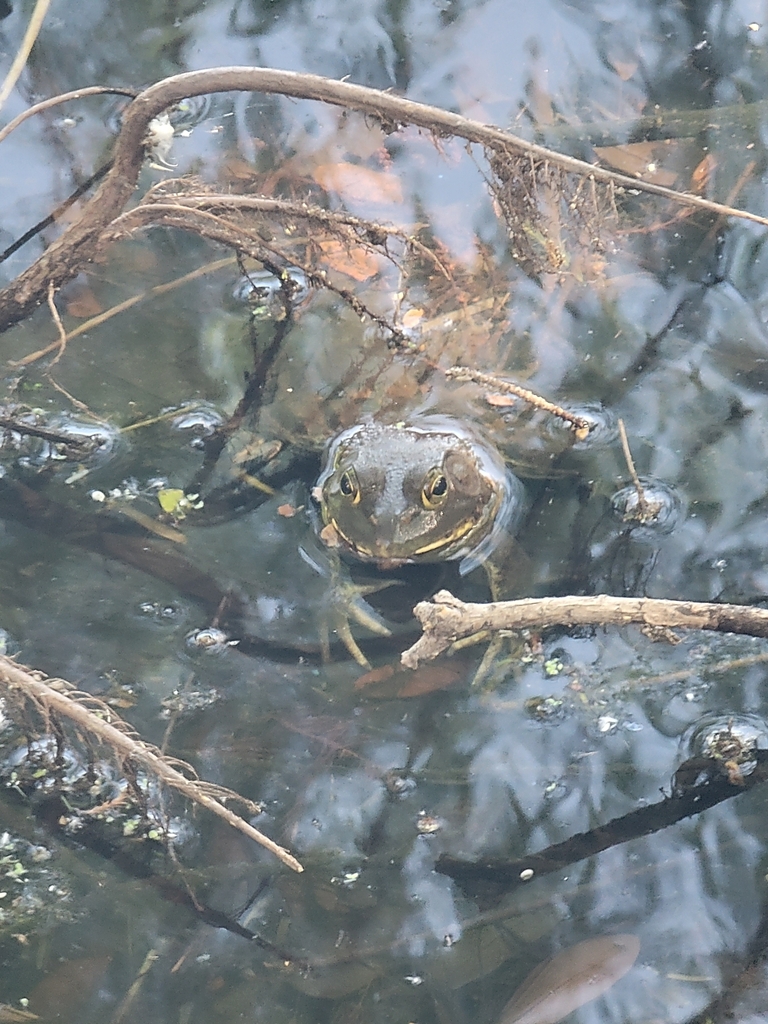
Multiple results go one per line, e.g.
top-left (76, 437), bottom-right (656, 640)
top-left (316, 417), bottom-right (523, 574)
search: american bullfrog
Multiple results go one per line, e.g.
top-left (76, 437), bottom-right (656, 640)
top-left (309, 415), bottom-right (529, 670)
top-left (191, 282), bottom-right (606, 669)
top-left (315, 416), bottom-right (524, 574)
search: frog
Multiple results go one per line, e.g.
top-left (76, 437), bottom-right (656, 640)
top-left (309, 414), bottom-right (527, 671)
top-left (315, 416), bottom-right (524, 573)
top-left (189, 279), bottom-right (605, 671)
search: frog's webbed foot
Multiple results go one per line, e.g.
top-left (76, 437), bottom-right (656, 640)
top-left (322, 577), bottom-right (398, 668)
top-left (300, 542), bottom-right (397, 667)
top-left (456, 534), bottom-right (531, 686)
top-left (318, 577), bottom-right (402, 667)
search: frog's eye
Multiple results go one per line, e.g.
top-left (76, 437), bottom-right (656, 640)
top-left (422, 469), bottom-right (448, 509)
top-left (338, 468), bottom-right (361, 504)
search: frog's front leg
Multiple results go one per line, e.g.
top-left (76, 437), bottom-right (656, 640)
top-left (300, 542), bottom-right (396, 667)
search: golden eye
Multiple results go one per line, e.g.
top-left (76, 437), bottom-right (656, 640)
top-left (338, 468), bottom-right (361, 504)
top-left (422, 470), bottom-right (448, 509)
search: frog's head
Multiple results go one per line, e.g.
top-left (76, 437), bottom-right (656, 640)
top-left (315, 418), bottom-right (523, 572)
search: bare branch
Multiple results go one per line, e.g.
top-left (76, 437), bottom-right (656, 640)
top-left (401, 590), bottom-right (768, 669)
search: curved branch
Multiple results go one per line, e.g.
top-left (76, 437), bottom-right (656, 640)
top-left (401, 590), bottom-right (768, 668)
top-left (2, 66), bottom-right (768, 333)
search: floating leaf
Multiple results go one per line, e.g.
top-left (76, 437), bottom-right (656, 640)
top-left (157, 488), bottom-right (185, 514)
top-left (313, 162), bottom-right (403, 204)
top-left (499, 934), bottom-right (640, 1024)
top-left (277, 503), bottom-right (297, 518)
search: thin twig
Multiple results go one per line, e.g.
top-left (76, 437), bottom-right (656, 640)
top-left (0, 85), bottom-right (138, 145)
top-left (0, 656), bottom-right (303, 872)
top-left (401, 590), bottom-right (768, 668)
top-left (44, 373), bottom-right (94, 415)
top-left (10, 256), bottom-right (237, 368)
top-left (616, 417), bottom-right (661, 520)
top-left (0, 161), bottom-right (112, 266)
top-left (0, 0), bottom-right (51, 113)
top-left (445, 366), bottom-right (592, 437)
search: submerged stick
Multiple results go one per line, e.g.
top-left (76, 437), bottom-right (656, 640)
top-left (401, 590), bottom-right (768, 668)
top-left (436, 750), bottom-right (768, 885)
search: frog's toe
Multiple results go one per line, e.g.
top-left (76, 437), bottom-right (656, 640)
top-left (341, 579), bottom-right (398, 636)
top-left (321, 579), bottom-right (397, 667)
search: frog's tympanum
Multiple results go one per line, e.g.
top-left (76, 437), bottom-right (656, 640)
top-left (315, 417), bottom-right (524, 574)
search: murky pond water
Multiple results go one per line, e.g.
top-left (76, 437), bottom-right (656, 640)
top-left (3, 1), bottom-right (768, 1022)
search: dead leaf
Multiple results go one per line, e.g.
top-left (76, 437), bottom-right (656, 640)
top-left (316, 238), bottom-right (380, 282)
top-left (64, 284), bottom-right (102, 318)
top-left (499, 934), bottom-right (640, 1024)
top-left (354, 664), bottom-right (395, 690)
top-left (607, 57), bottom-right (638, 81)
top-left (355, 660), bottom-right (464, 697)
top-left (313, 162), bottom-right (403, 205)
top-left (486, 393), bottom-right (517, 408)
top-left (222, 155), bottom-right (264, 182)
top-left (402, 307), bottom-right (425, 329)
top-left (277, 503), bottom-right (297, 518)
top-left (594, 141), bottom-right (683, 186)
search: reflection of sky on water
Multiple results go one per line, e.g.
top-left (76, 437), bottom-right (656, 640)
top-left (2, 0), bottom-right (768, 1021)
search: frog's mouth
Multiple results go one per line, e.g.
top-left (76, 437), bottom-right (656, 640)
top-left (328, 514), bottom-right (483, 564)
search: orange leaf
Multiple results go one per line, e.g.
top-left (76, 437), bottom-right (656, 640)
top-left (317, 238), bottom-right (380, 282)
top-left (690, 153), bottom-right (717, 194)
top-left (485, 393), bottom-right (516, 408)
top-left (313, 162), bottom-right (403, 205)
top-left (355, 661), bottom-right (464, 697)
top-left (277, 503), bottom-right (297, 518)
top-left (594, 141), bottom-right (681, 186)
top-left (354, 664), bottom-right (395, 690)
top-left (401, 308), bottom-right (425, 328)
